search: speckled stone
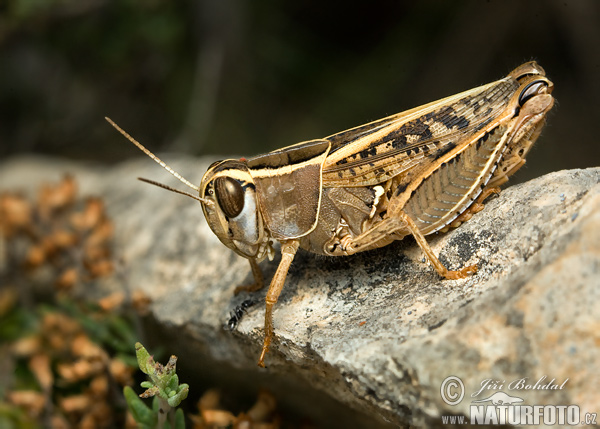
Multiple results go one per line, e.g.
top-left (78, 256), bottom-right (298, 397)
top-left (2, 156), bottom-right (598, 427)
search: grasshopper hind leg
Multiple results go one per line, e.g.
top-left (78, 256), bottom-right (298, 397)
top-left (339, 211), bottom-right (477, 280)
top-left (399, 211), bottom-right (477, 280)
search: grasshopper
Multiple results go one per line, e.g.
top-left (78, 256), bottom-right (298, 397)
top-left (107, 61), bottom-right (554, 367)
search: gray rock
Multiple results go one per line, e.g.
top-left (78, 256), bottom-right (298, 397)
top-left (1, 156), bottom-right (599, 427)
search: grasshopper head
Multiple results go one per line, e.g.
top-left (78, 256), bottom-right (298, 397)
top-left (510, 69), bottom-right (554, 143)
top-left (105, 118), bottom-right (270, 261)
top-left (200, 160), bottom-right (268, 260)
top-left (487, 63), bottom-right (555, 186)
top-left (509, 61), bottom-right (554, 116)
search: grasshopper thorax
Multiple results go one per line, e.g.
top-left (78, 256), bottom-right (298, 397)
top-left (200, 160), bottom-right (269, 260)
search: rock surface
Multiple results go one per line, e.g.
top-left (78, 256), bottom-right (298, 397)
top-left (2, 156), bottom-right (599, 427)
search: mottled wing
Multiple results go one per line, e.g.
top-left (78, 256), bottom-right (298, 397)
top-left (322, 77), bottom-right (521, 187)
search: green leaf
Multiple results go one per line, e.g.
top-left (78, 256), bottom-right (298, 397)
top-left (123, 386), bottom-right (156, 427)
top-left (173, 408), bottom-right (186, 429)
top-left (166, 374), bottom-right (179, 391)
top-left (167, 384), bottom-right (189, 408)
top-left (135, 342), bottom-right (153, 375)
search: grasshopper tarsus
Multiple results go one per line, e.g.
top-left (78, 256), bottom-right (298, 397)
top-left (257, 351), bottom-right (268, 368)
top-left (479, 187), bottom-right (502, 202)
top-left (258, 302), bottom-right (275, 368)
top-left (443, 264), bottom-right (478, 280)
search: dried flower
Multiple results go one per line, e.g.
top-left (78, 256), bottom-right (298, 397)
top-left (2, 175), bottom-right (115, 292)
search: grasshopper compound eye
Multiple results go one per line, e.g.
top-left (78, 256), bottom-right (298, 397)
top-left (518, 80), bottom-right (551, 107)
top-left (214, 177), bottom-right (245, 218)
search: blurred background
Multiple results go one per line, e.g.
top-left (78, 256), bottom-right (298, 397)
top-left (1, 1), bottom-right (599, 427)
top-left (1, 0), bottom-right (599, 184)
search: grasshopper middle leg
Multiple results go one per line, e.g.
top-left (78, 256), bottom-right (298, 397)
top-left (234, 259), bottom-right (265, 295)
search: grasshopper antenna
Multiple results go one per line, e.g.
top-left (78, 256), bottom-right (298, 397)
top-left (105, 117), bottom-right (212, 205)
top-left (106, 117), bottom-right (200, 192)
top-left (137, 178), bottom-right (211, 204)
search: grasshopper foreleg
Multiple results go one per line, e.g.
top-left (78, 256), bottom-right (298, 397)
top-left (258, 239), bottom-right (300, 367)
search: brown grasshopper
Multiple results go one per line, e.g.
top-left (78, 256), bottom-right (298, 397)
top-left (107, 61), bottom-right (554, 367)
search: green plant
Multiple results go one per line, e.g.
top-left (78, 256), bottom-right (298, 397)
top-left (125, 342), bottom-right (188, 429)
